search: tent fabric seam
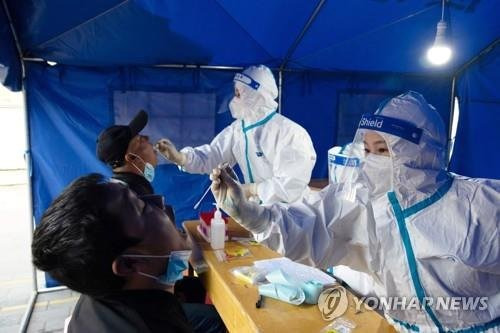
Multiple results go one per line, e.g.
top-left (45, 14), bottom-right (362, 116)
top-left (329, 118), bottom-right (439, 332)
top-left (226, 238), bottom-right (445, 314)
top-left (212, 0), bottom-right (275, 62)
top-left (279, 0), bottom-right (326, 70)
top-left (292, 3), bottom-right (439, 67)
top-left (27, 0), bottom-right (130, 53)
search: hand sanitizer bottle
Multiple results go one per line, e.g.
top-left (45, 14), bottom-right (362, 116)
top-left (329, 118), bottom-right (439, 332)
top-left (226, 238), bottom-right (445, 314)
top-left (210, 204), bottom-right (225, 250)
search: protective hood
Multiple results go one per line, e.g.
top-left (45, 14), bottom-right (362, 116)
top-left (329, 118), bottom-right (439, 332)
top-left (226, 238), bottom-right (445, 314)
top-left (347, 91), bottom-right (450, 207)
top-left (375, 91), bottom-right (447, 171)
top-left (230, 65), bottom-right (278, 123)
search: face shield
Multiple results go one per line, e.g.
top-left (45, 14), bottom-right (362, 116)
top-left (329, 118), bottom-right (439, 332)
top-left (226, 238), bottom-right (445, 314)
top-left (217, 80), bottom-right (237, 115)
top-left (328, 144), bottom-right (361, 185)
top-left (228, 81), bottom-right (264, 120)
top-left (215, 81), bottom-right (262, 120)
top-left (227, 71), bottom-right (278, 122)
top-left (337, 113), bottom-right (423, 201)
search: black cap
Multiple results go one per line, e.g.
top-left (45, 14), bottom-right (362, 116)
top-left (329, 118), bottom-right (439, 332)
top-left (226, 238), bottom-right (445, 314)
top-left (96, 110), bottom-right (148, 168)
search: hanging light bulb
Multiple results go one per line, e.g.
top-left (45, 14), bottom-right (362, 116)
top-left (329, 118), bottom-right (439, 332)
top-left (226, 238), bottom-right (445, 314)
top-left (426, 0), bottom-right (452, 66)
top-left (427, 20), bottom-right (452, 65)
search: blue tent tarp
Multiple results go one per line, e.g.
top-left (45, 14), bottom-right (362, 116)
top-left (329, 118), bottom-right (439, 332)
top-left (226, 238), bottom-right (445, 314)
top-left (0, 1), bottom-right (499, 288)
top-left (450, 45), bottom-right (500, 179)
top-left (0, 0), bottom-right (497, 220)
top-left (26, 62), bottom-right (454, 225)
top-left (3, 1), bottom-right (499, 72)
top-left (0, 3), bottom-right (21, 90)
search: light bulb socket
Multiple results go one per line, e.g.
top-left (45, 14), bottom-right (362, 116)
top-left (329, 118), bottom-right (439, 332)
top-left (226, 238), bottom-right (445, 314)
top-left (434, 20), bottom-right (448, 45)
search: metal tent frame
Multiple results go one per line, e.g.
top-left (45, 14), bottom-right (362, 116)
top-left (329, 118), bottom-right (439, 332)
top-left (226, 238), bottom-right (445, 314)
top-left (2, 0), bottom-right (497, 331)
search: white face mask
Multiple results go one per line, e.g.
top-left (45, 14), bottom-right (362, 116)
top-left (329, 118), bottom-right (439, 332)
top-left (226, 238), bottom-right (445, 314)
top-left (229, 97), bottom-right (248, 120)
top-left (229, 83), bottom-right (268, 122)
top-left (361, 154), bottom-right (392, 198)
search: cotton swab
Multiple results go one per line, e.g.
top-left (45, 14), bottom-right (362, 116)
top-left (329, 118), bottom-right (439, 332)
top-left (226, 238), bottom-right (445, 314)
top-left (193, 185), bottom-right (212, 209)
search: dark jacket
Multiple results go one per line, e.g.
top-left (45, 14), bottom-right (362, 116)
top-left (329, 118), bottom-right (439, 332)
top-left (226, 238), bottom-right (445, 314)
top-left (112, 172), bottom-right (175, 224)
top-left (112, 172), bottom-right (155, 196)
top-left (68, 290), bottom-right (193, 333)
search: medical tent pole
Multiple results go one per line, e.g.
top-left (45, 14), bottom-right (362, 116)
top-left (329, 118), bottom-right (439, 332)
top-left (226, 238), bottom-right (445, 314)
top-left (278, 70), bottom-right (283, 113)
top-left (446, 76), bottom-right (456, 167)
top-left (18, 78), bottom-right (41, 333)
top-left (279, 0), bottom-right (325, 71)
top-left (277, 0), bottom-right (325, 115)
top-left (446, 38), bottom-right (500, 168)
top-left (454, 38), bottom-right (500, 78)
top-left (0, 0), bottom-right (43, 331)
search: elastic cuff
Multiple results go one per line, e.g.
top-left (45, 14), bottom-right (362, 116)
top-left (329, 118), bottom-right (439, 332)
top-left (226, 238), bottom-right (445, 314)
top-left (178, 152), bottom-right (187, 166)
top-left (249, 182), bottom-right (259, 197)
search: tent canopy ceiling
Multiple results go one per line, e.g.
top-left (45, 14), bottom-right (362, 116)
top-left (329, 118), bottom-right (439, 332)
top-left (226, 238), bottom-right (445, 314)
top-left (3, 0), bottom-right (499, 73)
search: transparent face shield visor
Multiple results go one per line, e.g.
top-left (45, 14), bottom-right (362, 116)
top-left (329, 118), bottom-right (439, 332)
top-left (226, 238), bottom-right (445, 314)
top-left (329, 145), bottom-right (362, 185)
top-left (335, 113), bottom-right (423, 201)
top-left (332, 140), bottom-right (364, 202)
top-left (217, 72), bottom-right (262, 116)
top-left (216, 81), bottom-right (237, 115)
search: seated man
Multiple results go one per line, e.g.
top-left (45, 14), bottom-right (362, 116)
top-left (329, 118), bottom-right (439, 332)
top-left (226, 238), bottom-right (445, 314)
top-left (32, 174), bottom-right (224, 333)
top-left (96, 110), bottom-right (175, 223)
top-left (96, 111), bottom-right (222, 332)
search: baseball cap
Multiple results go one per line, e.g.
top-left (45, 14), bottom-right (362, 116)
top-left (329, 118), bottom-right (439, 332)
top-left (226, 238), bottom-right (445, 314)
top-left (96, 110), bottom-right (148, 168)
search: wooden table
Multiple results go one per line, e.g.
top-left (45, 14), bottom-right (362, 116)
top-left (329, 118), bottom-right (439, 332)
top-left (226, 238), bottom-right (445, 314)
top-left (183, 219), bottom-right (395, 333)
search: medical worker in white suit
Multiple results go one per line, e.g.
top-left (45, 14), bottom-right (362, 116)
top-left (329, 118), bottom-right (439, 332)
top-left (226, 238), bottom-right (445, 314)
top-left (157, 65), bottom-right (316, 204)
top-left (211, 91), bottom-right (500, 332)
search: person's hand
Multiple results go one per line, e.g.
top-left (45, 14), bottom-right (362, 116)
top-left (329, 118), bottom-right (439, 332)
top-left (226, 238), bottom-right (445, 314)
top-left (210, 164), bottom-right (270, 234)
top-left (241, 183), bottom-right (259, 201)
top-left (210, 164), bottom-right (244, 219)
top-left (155, 138), bottom-right (186, 165)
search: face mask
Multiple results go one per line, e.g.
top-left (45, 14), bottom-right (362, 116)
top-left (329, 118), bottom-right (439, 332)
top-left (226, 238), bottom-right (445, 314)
top-left (128, 153), bottom-right (155, 182)
top-left (143, 163), bottom-right (155, 183)
top-left (229, 82), bottom-right (266, 122)
top-left (229, 97), bottom-right (247, 120)
top-left (360, 154), bottom-right (392, 198)
top-left (123, 250), bottom-right (192, 286)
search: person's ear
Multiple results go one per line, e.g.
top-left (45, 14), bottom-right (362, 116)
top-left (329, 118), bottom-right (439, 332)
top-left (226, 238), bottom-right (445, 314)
top-left (124, 153), bottom-right (136, 164)
top-left (112, 256), bottom-right (137, 277)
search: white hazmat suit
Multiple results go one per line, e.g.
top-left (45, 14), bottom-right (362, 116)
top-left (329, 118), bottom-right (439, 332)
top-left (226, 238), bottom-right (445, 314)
top-left (158, 65), bottom-right (316, 204)
top-left (211, 91), bottom-right (500, 332)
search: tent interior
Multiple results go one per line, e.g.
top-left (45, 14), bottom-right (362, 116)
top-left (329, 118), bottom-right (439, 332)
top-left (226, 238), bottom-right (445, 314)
top-left (1, 0), bottom-right (499, 293)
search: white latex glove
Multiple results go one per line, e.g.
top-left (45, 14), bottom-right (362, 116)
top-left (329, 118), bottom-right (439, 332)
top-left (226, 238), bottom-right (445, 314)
top-left (155, 138), bottom-right (187, 166)
top-left (241, 183), bottom-right (259, 201)
top-left (210, 164), bottom-right (270, 234)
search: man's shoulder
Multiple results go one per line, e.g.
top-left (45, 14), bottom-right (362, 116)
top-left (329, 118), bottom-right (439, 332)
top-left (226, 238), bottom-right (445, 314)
top-left (69, 293), bottom-right (149, 332)
top-left (69, 291), bottom-right (192, 333)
